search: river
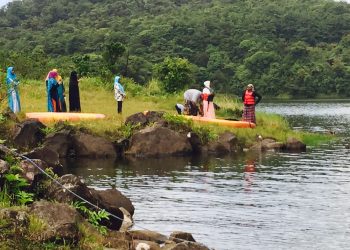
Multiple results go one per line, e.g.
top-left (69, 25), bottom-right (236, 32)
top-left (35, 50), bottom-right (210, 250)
top-left (67, 101), bottom-right (350, 250)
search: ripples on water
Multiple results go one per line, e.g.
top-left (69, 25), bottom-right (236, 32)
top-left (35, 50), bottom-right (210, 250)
top-left (68, 101), bottom-right (350, 250)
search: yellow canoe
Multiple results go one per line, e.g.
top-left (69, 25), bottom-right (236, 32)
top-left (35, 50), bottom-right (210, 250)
top-left (183, 115), bottom-right (256, 128)
top-left (26, 112), bottom-right (106, 123)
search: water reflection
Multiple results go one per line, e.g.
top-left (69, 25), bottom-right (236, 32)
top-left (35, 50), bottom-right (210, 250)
top-left (65, 101), bottom-right (350, 250)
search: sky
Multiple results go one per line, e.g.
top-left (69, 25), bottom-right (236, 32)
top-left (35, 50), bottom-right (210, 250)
top-left (0, 0), bottom-right (11, 8)
top-left (0, 0), bottom-right (349, 7)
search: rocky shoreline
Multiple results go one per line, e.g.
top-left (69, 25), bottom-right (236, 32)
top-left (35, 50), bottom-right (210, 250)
top-left (0, 110), bottom-right (306, 249)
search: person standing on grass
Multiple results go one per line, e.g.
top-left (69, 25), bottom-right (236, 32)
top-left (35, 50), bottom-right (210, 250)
top-left (47, 71), bottom-right (59, 112)
top-left (114, 76), bottom-right (126, 114)
top-left (69, 71), bottom-right (81, 112)
top-left (57, 75), bottom-right (67, 112)
top-left (202, 80), bottom-right (215, 119)
top-left (242, 83), bottom-right (262, 124)
top-left (6, 66), bottom-right (21, 113)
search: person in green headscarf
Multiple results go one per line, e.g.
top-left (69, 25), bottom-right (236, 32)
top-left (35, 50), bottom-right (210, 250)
top-left (6, 66), bottom-right (21, 113)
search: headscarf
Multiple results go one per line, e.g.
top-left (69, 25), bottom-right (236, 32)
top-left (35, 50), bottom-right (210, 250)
top-left (247, 84), bottom-right (254, 91)
top-left (48, 71), bottom-right (58, 79)
top-left (45, 69), bottom-right (58, 81)
top-left (204, 80), bottom-right (211, 89)
top-left (70, 71), bottom-right (78, 83)
top-left (57, 75), bottom-right (62, 84)
top-left (114, 76), bottom-right (125, 95)
top-left (6, 67), bottom-right (16, 84)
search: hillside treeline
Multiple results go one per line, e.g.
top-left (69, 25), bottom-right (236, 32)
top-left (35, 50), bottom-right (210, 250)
top-left (0, 0), bottom-right (350, 98)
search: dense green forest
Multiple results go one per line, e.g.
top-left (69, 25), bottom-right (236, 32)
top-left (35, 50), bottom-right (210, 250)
top-left (0, 0), bottom-right (350, 98)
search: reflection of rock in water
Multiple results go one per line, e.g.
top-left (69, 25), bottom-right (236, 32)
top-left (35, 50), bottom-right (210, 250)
top-left (61, 158), bottom-right (117, 178)
top-left (124, 156), bottom-right (193, 175)
top-left (61, 154), bottom-right (247, 182)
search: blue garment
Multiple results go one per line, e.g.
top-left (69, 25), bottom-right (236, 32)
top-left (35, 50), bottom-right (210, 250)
top-left (57, 82), bottom-right (67, 112)
top-left (114, 76), bottom-right (125, 95)
top-left (6, 67), bottom-right (21, 113)
top-left (47, 77), bottom-right (58, 112)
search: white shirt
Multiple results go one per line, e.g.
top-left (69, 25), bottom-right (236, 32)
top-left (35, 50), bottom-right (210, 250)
top-left (184, 89), bottom-right (202, 103)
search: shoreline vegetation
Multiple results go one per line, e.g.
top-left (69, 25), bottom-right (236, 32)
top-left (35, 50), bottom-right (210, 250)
top-left (0, 77), bottom-right (333, 249)
top-left (0, 77), bottom-right (333, 146)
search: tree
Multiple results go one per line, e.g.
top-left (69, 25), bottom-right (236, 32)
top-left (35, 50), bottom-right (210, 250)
top-left (102, 42), bottom-right (126, 74)
top-left (154, 57), bottom-right (195, 92)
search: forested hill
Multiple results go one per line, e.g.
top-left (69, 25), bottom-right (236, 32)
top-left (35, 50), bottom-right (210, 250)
top-left (0, 0), bottom-right (350, 98)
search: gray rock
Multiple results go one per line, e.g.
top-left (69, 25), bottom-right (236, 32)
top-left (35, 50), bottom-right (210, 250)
top-left (127, 126), bottom-right (192, 157)
top-left (41, 130), bottom-right (72, 158)
top-left (0, 159), bottom-right (10, 174)
top-left (169, 231), bottom-right (196, 243)
top-left (29, 200), bottom-right (82, 242)
top-left (13, 119), bottom-right (46, 149)
top-left (72, 131), bottom-right (117, 159)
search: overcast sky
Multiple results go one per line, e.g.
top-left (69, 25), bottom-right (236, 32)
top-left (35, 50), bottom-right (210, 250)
top-left (0, 0), bottom-right (349, 8)
top-left (0, 0), bottom-right (11, 8)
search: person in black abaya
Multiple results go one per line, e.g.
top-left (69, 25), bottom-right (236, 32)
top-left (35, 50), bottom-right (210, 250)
top-left (69, 71), bottom-right (81, 112)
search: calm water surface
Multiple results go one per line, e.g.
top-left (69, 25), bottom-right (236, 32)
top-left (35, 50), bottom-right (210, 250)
top-left (68, 101), bottom-right (350, 250)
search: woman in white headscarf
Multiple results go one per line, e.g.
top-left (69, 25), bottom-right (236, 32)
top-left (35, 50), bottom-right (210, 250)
top-left (202, 80), bottom-right (215, 119)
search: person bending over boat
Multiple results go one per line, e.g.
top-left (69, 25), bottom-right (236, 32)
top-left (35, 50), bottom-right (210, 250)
top-left (183, 89), bottom-right (203, 116)
top-left (175, 103), bottom-right (185, 115)
top-left (202, 80), bottom-right (215, 119)
top-left (242, 84), bottom-right (262, 124)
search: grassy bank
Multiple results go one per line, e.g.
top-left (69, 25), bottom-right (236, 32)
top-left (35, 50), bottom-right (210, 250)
top-left (0, 77), bottom-right (332, 146)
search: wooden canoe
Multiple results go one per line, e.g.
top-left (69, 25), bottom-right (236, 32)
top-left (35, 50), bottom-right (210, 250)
top-left (183, 115), bottom-right (256, 128)
top-left (26, 112), bottom-right (106, 123)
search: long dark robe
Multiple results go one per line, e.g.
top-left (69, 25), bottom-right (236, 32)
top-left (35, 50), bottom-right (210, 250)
top-left (69, 71), bottom-right (81, 112)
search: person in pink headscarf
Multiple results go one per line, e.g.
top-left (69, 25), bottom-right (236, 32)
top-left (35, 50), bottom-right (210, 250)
top-left (47, 71), bottom-right (59, 112)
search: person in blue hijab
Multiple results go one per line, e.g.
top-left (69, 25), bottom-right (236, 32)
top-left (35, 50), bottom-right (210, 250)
top-left (114, 76), bottom-right (126, 114)
top-left (6, 67), bottom-right (21, 113)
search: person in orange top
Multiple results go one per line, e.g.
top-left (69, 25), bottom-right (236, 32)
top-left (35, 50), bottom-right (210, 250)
top-left (241, 84), bottom-right (262, 124)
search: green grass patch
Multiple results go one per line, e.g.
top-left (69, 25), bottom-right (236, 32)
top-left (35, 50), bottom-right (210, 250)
top-left (0, 77), bottom-right (325, 146)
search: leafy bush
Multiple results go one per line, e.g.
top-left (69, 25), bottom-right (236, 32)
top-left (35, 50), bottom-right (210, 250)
top-left (73, 201), bottom-right (109, 235)
top-left (154, 57), bottom-right (195, 92)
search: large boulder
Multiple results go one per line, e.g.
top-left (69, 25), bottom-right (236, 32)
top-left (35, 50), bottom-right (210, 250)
top-left (29, 200), bottom-right (82, 243)
top-left (169, 231), bottom-right (196, 243)
top-left (187, 132), bottom-right (202, 154)
top-left (128, 230), bottom-right (168, 244)
top-left (24, 147), bottom-right (60, 167)
top-left (45, 174), bottom-right (94, 204)
top-left (208, 131), bottom-right (241, 155)
top-left (125, 112), bottom-right (148, 127)
top-left (13, 119), bottom-right (46, 149)
top-left (90, 189), bottom-right (134, 216)
top-left (72, 132), bottom-right (117, 159)
top-left (283, 137), bottom-right (307, 152)
top-left (125, 111), bottom-right (166, 128)
top-left (46, 174), bottom-right (134, 231)
top-left (41, 130), bottom-right (72, 158)
top-left (126, 126), bottom-right (192, 157)
top-left (249, 138), bottom-right (284, 152)
top-left (90, 189), bottom-right (135, 231)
